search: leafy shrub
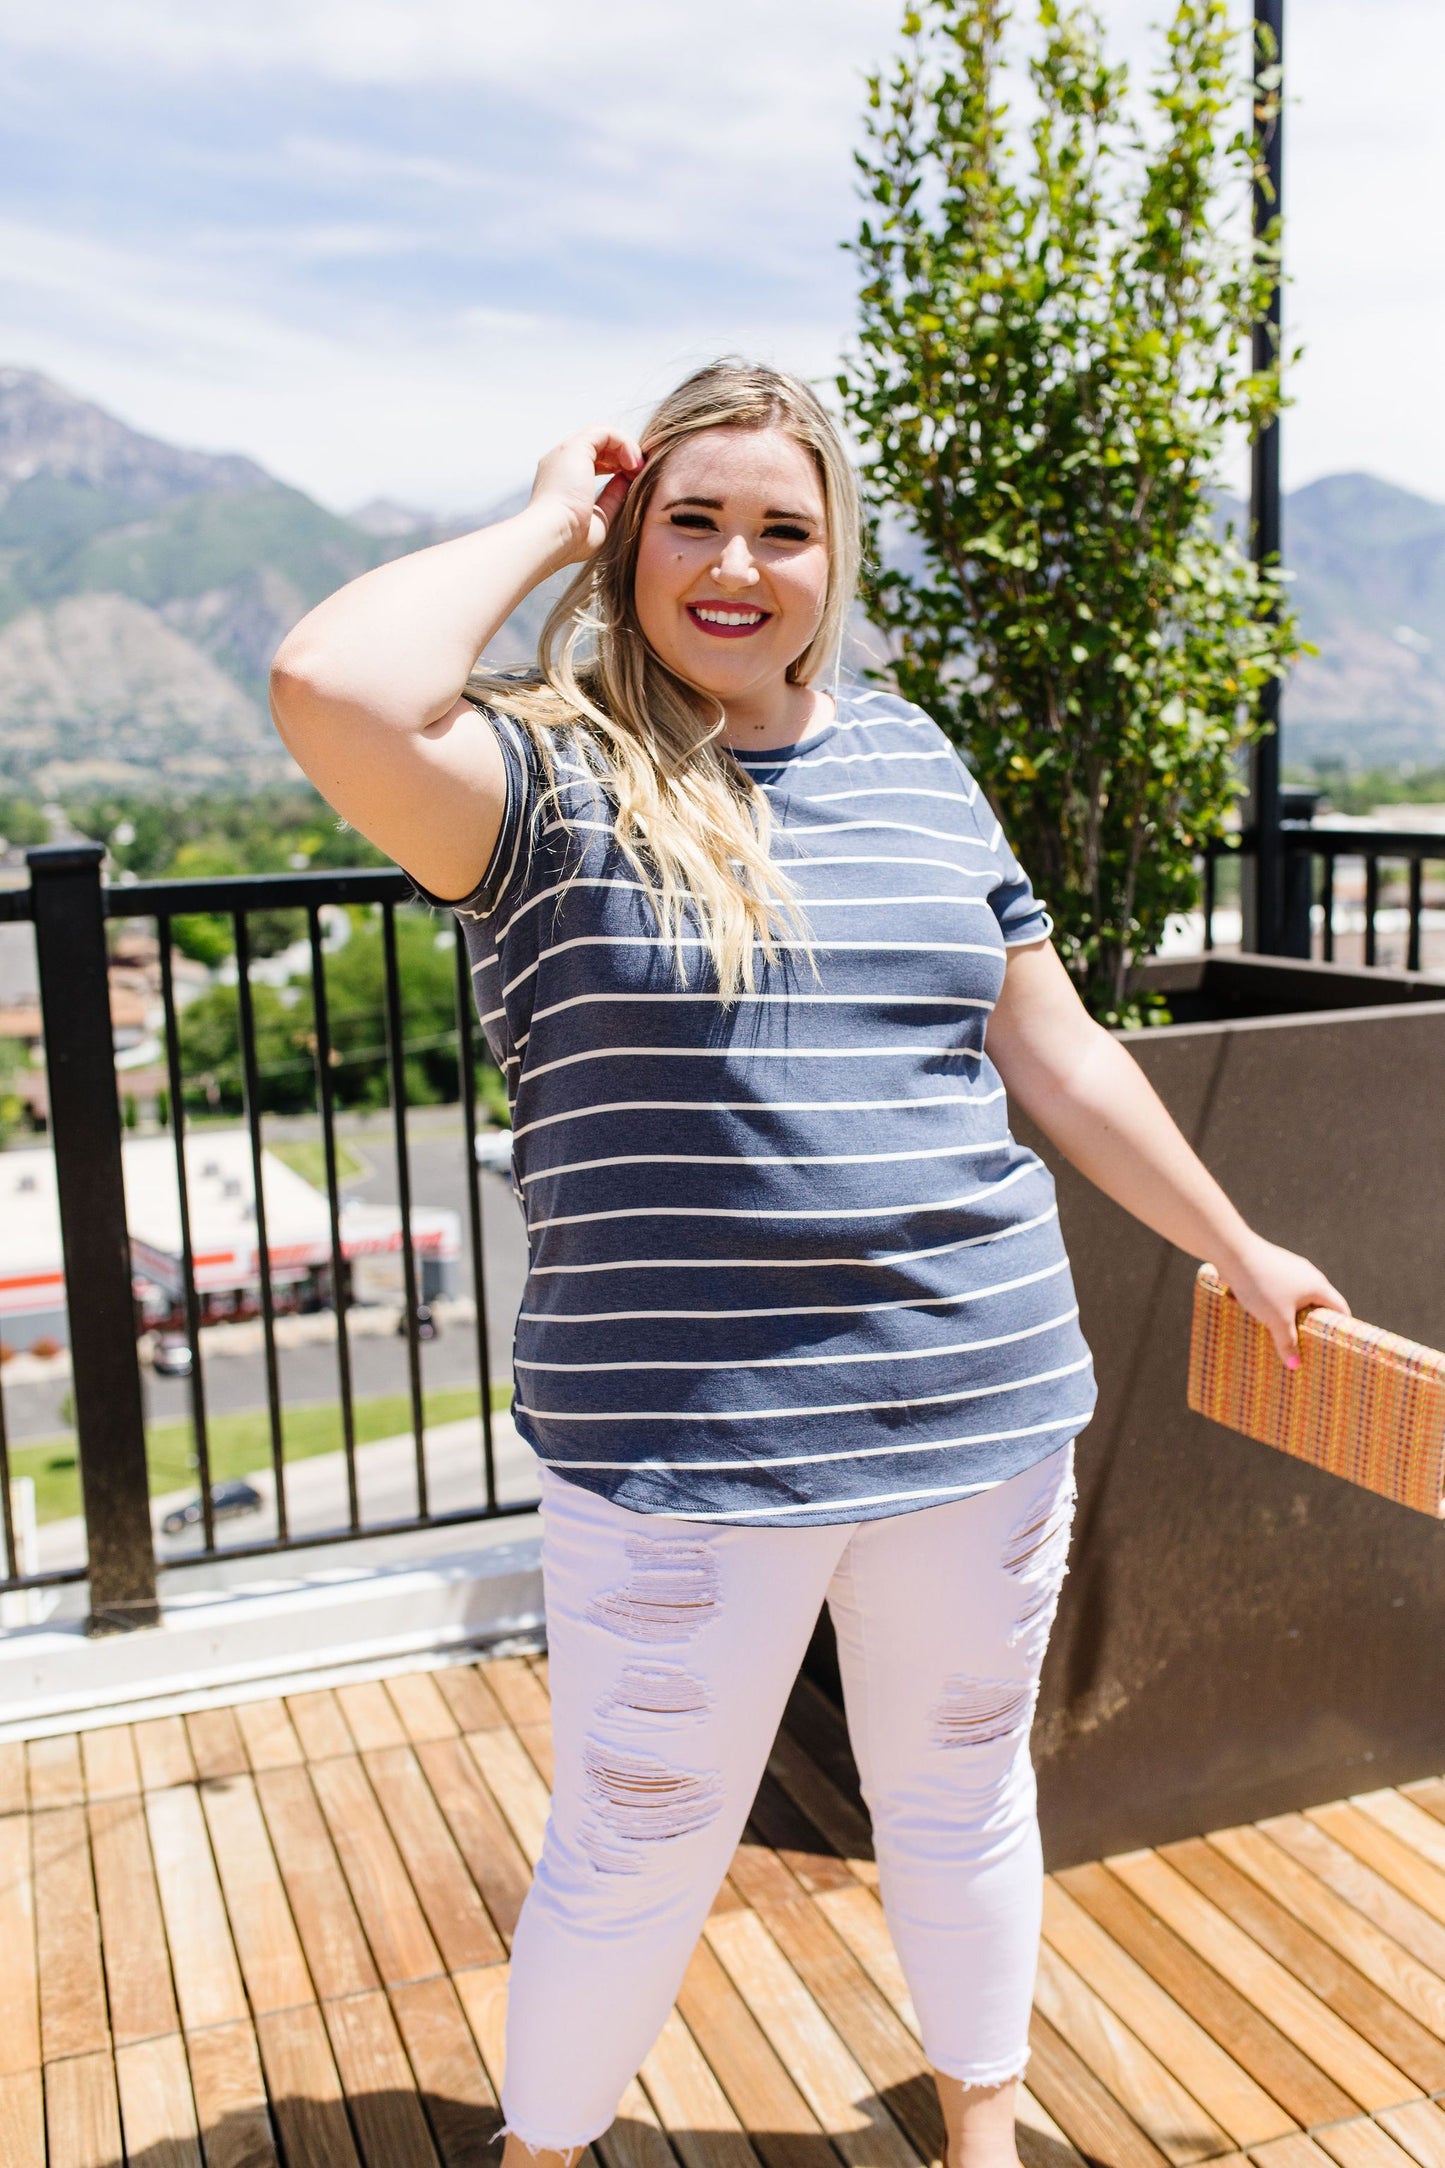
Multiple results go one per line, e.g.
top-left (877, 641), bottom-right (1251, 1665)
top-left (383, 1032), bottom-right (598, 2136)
top-left (841, 0), bottom-right (1303, 1018)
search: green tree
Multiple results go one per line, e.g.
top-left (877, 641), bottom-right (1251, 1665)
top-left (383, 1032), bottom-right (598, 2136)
top-left (176, 979), bottom-right (315, 1117)
top-left (0, 795), bottom-right (48, 851)
top-left (0, 1036), bottom-right (28, 1145)
top-left (173, 907), bottom-right (471, 1117)
top-left (83, 784), bottom-right (392, 967)
top-left (841, 0), bottom-right (1303, 1018)
top-left (317, 910), bottom-right (463, 1110)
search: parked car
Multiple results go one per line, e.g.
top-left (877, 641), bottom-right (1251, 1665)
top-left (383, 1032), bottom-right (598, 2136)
top-left (151, 1333), bottom-right (194, 1378)
top-left (160, 1479), bottom-right (263, 1535)
top-left (397, 1303), bottom-right (439, 1342)
top-left (473, 1128), bottom-right (513, 1174)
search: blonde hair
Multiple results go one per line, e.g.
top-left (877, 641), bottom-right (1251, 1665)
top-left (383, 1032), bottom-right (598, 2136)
top-left (466, 358), bottom-right (861, 998)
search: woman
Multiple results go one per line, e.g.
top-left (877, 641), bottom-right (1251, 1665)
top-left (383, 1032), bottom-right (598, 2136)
top-left (272, 359), bottom-right (1346, 2164)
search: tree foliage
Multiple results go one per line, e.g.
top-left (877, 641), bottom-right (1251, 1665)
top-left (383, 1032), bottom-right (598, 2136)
top-left (840, 0), bottom-right (1302, 1017)
top-left (86, 784), bottom-right (392, 965)
top-left (175, 908), bottom-right (495, 1120)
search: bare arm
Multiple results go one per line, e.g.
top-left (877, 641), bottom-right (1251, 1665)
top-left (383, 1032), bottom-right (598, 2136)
top-left (269, 426), bottom-right (641, 901)
top-left (986, 939), bottom-right (1349, 1364)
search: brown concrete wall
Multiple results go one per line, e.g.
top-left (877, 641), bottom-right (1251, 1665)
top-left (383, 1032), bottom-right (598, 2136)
top-left (804, 971), bottom-right (1445, 1865)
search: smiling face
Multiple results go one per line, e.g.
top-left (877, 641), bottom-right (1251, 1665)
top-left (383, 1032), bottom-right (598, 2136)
top-left (631, 424), bottom-right (831, 702)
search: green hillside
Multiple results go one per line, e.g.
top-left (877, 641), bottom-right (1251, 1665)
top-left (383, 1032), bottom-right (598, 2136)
top-left (12, 484), bottom-right (389, 617)
top-left (2, 366), bottom-right (1445, 790)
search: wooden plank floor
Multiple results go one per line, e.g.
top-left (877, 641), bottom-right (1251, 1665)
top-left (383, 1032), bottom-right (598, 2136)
top-left (6, 1657), bottom-right (1445, 2168)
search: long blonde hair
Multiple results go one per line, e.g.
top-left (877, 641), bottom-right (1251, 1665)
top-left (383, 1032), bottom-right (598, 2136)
top-left (467, 358), bottom-right (861, 997)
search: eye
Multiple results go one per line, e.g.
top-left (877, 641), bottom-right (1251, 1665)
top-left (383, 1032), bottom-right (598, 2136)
top-left (668, 511), bottom-right (717, 532)
top-left (763, 523), bottom-right (812, 543)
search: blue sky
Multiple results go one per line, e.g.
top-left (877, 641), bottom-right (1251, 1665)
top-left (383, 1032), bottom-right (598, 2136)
top-left (5, 0), bottom-right (1443, 513)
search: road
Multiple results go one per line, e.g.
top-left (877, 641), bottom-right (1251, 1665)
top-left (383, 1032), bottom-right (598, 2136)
top-left (4, 1113), bottom-right (532, 1445)
top-left (36, 1411), bottom-right (542, 1574)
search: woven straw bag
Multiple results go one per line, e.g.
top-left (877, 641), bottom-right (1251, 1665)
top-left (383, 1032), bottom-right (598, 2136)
top-left (1187, 1262), bottom-right (1445, 1517)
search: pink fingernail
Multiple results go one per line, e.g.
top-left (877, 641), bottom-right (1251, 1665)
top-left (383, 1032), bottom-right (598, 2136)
top-left (1286, 1355), bottom-right (1300, 1370)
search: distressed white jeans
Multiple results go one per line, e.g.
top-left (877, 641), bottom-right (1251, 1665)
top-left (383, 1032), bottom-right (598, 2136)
top-left (501, 1443), bottom-right (1077, 2150)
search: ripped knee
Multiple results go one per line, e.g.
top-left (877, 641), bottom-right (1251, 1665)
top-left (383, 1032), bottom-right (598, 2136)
top-left (1001, 1468), bottom-right (1076, 1645)
top-left (601, 1660), bottom-right (711, 1722)
top-left (930, 1675), bottom-right (1035, 1750)
top-left (587, 1534), bottom-right (720, 1645)
top-left (577, 1741), bottom-right (723, 1875)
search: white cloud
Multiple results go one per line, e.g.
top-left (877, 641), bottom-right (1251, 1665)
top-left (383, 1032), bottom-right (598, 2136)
top-left (0, 215), bottom-right (845, 511)
top-left (3, 0), bottom-right (1443, 506)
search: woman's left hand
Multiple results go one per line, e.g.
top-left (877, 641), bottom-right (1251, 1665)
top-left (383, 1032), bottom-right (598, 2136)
top-left (1216, 1234), bottom-right (1351, 1368)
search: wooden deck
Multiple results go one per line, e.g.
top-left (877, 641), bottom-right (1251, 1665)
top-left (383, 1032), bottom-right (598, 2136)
top-left (7, 1655), bottom-right (1445, 2168)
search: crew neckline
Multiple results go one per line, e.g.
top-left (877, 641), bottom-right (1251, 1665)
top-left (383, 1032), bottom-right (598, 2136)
top-left (725, 687), bottom-right (845, 766)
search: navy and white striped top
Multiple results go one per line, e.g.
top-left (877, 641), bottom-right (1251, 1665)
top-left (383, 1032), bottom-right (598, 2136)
top-left (417, 681), bottom-right (1096, 1524)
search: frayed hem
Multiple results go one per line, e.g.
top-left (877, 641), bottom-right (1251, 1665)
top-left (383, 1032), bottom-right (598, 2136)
top-left (495, 2119), bottom-right (606, 2159)
top-left (927, 2049), bottom-right (1031, 2091)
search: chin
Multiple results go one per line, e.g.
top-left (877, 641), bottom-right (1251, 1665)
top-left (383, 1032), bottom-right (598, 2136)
top-left (668, 645), bottom-right (784, 696)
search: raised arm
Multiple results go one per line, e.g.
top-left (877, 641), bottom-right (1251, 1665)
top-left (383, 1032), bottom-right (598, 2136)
top-left (986, 939), bottom-right (1349, 1364)
top-left (269, 426), bottom-right (642, 901)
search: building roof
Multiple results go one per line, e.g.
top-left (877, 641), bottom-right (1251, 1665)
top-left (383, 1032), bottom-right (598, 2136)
top-left (0, 1130), bottom-right (458, 1312)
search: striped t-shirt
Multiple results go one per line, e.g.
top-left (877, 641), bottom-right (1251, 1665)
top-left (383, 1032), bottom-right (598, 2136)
top-left (418, 681), bottom-right (1096, 1524)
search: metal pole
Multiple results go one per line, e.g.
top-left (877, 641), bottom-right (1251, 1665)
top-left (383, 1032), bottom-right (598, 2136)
top-left (28, 845), bottom-right (158, 1631)
top-left (1246, 0), bottom-right (1285, 953)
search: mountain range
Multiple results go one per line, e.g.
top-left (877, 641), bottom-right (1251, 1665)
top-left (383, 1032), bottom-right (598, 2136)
top-left (1, 365), bottom-right (1442, 798)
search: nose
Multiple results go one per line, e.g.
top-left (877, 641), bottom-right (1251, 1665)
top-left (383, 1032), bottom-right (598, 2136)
top-left (711, 532), bottom-right (759, 590)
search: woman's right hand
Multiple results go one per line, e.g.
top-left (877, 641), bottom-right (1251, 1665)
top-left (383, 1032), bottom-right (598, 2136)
top-left (529, 425), bottom-right (645, 566)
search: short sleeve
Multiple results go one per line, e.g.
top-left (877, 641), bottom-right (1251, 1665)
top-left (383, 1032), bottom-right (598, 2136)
top-left (403, 702), bottom-right (541, 921)
top-left (951, 753), bottom-right (1052, 946)
top-left (987, 821), bottom-right (1053, 947)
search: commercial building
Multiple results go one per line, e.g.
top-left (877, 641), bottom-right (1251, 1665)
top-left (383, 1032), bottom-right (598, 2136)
top-left (0, 1131), bottom-right (459, 1350)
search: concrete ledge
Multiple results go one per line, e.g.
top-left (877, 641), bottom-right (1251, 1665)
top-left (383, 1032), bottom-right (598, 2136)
top-left (0, 1517), bottom-right (542, 1740)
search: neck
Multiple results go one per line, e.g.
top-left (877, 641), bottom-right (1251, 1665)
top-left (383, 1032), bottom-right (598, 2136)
top-left (717, 676), bottom-right (828, 752)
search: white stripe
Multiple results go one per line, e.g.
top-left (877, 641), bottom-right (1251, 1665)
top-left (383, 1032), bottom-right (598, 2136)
top-left (540, 816), bottom-right (617, 842)
top-left (525, 987), bottom-right (993, 1031)
top-left (482, 856), bottom-right (1004, 953)
top-left (540, 1410), bottom-right (1079, 1477)
top-left (518, 1042), bottom-right (986, 1086)
top-left (510, 1083), bottom-right (1005, 1141)
top-left (520, 1253), bottom-right (1067, 1325)
top-left (493, 873), bottom-right (654, 948)
top-left (830, 708), bottom-right (935, 731)
top-left (527, 1162), bottom-right (1032, 1233)
top-left (499, 930), bottom-right (1000, 1004)
top-left (782, 853), bottom-right (994, 879)
top-left (487, 714), bottom-right (532, 904)
top-left (525, 1196), bottom-right (1055, 1276)
top-left (775, 820), bottom-right (997, 848)
top-left (734, 745), bottom-right (960, 771)
top-left (520, 1135), bottom-right (1006, 1187)
top-left (794, 786), bottom-right (974, 807)
top-left (516, 1305), bottom-right (1079, 1373)
top-left (791, 893), bottom-right (994, 910)
top-left (521, 1353), bottom-right (1093, 1425)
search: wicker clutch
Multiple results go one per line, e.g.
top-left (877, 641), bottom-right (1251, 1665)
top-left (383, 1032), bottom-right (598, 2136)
top-left (1187, 1263), bottom-right (1445, 1516)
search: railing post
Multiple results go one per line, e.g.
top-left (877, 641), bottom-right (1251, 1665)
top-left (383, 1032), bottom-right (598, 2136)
top-left (1243, 0), bottom-right (1286, 954)
top-left (28, 844), bottom-right (158, 1633)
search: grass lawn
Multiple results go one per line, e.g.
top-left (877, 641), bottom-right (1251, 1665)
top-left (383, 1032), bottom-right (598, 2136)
top-left (10, 1381), bottom-right (512, 1526)
top-left (267, 1137), bottom-right (368, 1186)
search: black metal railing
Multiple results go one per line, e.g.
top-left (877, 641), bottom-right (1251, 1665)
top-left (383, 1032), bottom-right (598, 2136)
top-left (1202, 824), bottom-right (1445, 971)
top-left (0, 846), bottom-right (530, 1630)
top-left (2, 814), bottom-right (1442, 1630)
